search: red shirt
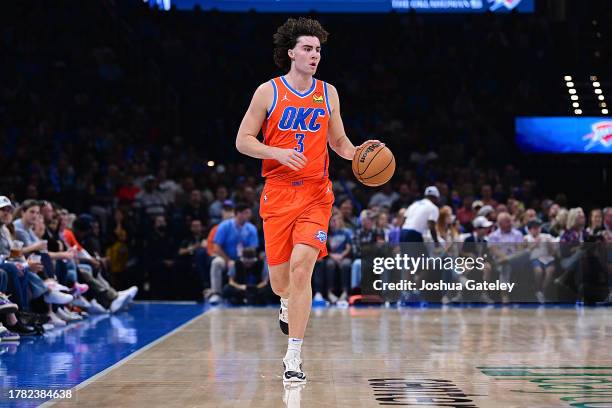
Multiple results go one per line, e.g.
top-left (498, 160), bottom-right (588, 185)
top-left (457, 207), bottom-right (475, 225)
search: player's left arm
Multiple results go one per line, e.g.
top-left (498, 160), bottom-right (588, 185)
top-left (326, 84), bottom-right (383, 160)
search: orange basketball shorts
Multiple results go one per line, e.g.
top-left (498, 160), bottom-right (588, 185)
top-left (259, 178), bottom-right (335, 266)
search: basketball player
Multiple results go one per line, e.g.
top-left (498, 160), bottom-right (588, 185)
top-left (236, 17), bottom-right (382, 382)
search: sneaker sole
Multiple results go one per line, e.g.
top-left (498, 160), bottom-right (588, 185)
top-left (0, 304), bottom-right (18, 314)
top-left (282, 362), bottom-right (306, 382)
top-left (283, 376), bottom-right (307, 383)
top-left (1, 336), bottom-right (21, 342)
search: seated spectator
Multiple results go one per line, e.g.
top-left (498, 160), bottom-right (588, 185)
top-left (133, 175), bottom-right (168, 221)
top-left (390, 183), bottom-right (414, 215)
top-left (369, 184), bottom-right (399, 209)
top-left (456, 196), bottom-right (476, 232)
top-left (548, 208), bottom-right (568, 238)
top-left (479, 185), bottom-right (498, 208)
top-left (555, 208), bottom-right (588, 294)
top-left (424, 206), bottom-right (460, 303)
top-left (222, 248), bottom-right (272, 305)
top-left (64, 215), bottom-right (137, 313)
top-left (176, 219), bottom-right (207, 299)
top-left (587, 208), bottom-right (603, 236)
top-left (116, 174), bottom-right (141, 206)
top-left (457, 216), bottom-right (494, 303)
top-left (518, 208), bottom-right (538, 235)
top-left (0, 197), bottom-right (74, 328)
top-left (524, 220), bottom-right (557, 303)
top-left (339, 199), bottom-right (359, 232)
top-left (318, 214), bottom-right (352, 303)
top-left (1, 267), bottom-right (36, 337)
top-left (143, 215), bottom-right (177, 299)
top-left (12, 200), bottom-right (55, 280)
top-left (350, 210), bottom-right (385, 293)
top-left (471, 200), bottom-right (484, 215)
top-left (208, 203), bottom-right (258, 304)
top-left (206, 200), bottom-right (236, 257)
top-left (33, 213), bottom-right (82, 290)
top-left (387, 209), bottom-right (405, 244)
top-left (541, 203), bottom-right (560, 234)
top-left (477, 205), bottom-right (496, 224)
top-left (179, 189), bottom-right (208, 232)
top-left (487, 212), bottom-right (526, 303)
top-left (105, 208), bottom-right (133, 289)
top-left (603, 207), bottom-right (612, 236)
top-left (208, 186), bottom-right (229, 226)
top-left (376, 211), bottom-right (391, 241)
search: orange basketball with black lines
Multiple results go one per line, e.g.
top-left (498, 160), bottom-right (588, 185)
top-left (352, 142), bottom-right (395, 187)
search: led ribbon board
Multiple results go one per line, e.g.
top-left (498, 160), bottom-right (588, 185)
top-left (144, 0), bottom-right (534, 13)
top-left (516, 117), bottom-right (612, 154)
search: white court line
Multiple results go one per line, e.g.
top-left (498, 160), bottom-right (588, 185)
top-left (38, 306), bottom-right (214, 408)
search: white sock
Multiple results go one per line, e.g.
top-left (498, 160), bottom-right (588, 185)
top-left (285, 337), bottom-right (303, 360)
top-left (281, 297), bottom-right (289, 308)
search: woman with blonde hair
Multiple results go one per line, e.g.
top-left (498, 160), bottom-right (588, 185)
top-left (424, 206), bottom-right (460, 303)
top-left (549, 208), bottom-right (569, 238)
top-left (433, 206), bottom-right (460, 251)
top-left (562, 207), bottom-right (587, 243)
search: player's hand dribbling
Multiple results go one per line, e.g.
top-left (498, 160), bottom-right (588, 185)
top-left (272, 148), bottom-right (308, 171)
top-left (355, 140), bottom-right (384, 153)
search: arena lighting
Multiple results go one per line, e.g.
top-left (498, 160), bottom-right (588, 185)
top-left (590, 75), bottom-right (598, 81)
top-left (601, 102), bottom-right (608, 108)
top-left (569, 89), bottom-right (577, 94)
top-left (574, 109), bottom-right (582, 115)
top-left (207, 161), bottom-right (215, 167)
top-left (603, 109), bottom-right (609, 114)
top-left (564, 75), bottom-right (572, 81)
top-left (571, 95), bottom-right (579, 101)
top-left (566, 82), bottom-right (574, 87)
top-left (599, 95), bottom-right (605, 101)
top-left (572, 102), bottom-right (580, 108)
top-left (593, 82), bottom-right (601, 88)
top-left (595, 89), bottom-right (603, 95)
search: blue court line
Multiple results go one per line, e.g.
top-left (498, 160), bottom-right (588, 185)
top-left (0, 302), bottom-right (208, 408)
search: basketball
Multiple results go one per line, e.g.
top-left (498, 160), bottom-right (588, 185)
top-left (352, 142), bottom-right (395, 186)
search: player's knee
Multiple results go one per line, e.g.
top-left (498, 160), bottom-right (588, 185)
top-left (270, 276), bottom-right (289, 296)
top-left (290, 261), bottom-right (312, 287)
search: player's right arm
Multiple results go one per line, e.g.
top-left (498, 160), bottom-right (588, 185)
top-left (236, 82), bottom-right (307, 171)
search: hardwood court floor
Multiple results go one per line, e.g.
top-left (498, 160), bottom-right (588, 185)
top-left (51, 306), bottom-right (612, 408)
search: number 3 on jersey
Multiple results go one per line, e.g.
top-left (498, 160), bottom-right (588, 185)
top-left (294, 133), bottom-right (306, 153)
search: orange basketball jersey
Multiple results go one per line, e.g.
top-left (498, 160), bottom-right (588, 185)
top-left (261, 76), bottom-right (331, 184)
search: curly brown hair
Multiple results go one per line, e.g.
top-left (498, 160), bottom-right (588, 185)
top-left (273, 17), bottom-right (329, 72)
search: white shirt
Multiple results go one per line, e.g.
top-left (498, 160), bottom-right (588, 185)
top-left (524, 233), bottom-right (557, 264)
top-left (402, 199), bottom-right (439, 234)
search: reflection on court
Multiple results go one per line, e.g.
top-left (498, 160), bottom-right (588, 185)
top-left (50, 306), bottom-right (612, 408)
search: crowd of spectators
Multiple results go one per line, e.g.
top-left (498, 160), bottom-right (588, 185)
top-left (1, 0), bottom-right (611, 341)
